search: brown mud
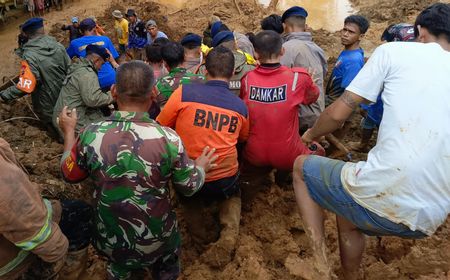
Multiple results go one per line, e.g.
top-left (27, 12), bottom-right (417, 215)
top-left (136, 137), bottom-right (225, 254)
top-left (0, 0), bottom-right (450, 279)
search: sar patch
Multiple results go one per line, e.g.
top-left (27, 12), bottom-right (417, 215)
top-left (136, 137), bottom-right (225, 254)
top-left (16, 60), bottom-right (36, 94)
top-left (249, 84), bottom-right (287, 103)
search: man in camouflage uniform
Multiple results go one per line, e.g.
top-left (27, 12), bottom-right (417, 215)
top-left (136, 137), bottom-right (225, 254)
top-left (53, 45), bottom-right (114, 137)
top-left (0, 18), bottom-right (70, 136)
top-left (58, 61), bottom-right (217, 279)
top-left (198, 31), bottom-right (255, 96)
top-left (156, 42), bottom-right (205, 109)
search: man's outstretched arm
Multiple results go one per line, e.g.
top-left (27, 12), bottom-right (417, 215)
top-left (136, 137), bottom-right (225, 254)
top-left (303, 90), bottom-right (368, 144)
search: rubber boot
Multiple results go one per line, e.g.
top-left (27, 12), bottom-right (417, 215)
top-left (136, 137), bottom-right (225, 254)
top-left (201, 196), bottom-right (241, 268)
top-left (58, 247), bottom-right (88, 280)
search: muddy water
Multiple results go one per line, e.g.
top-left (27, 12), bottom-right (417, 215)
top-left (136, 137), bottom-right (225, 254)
top-left (262, 0), bottom-right (353, 31)
top-left (158, 0), bottom-right (353, 31)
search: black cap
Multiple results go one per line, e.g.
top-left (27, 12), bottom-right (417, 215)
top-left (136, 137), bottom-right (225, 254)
top-left (86, 44), bottom-right (110, 61)
top-left (79, 18), bottom-right (96, 31)
top-left (181, 34), bottom-right (202, 47)
top-left (281, 6), bottom-right (308, 22)
top-left (126, 9), bottom-right (136, 17)
top-left (212, 31), bottom-right (234, 47)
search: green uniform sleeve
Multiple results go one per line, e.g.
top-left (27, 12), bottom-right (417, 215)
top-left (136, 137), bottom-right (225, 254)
top-left (26, 56), bottom-right (43, 84)
top-left (78, 72), bottom-right (113, 107)
top-left (0, 58), bottom-right (41, 102)
top-left (0, 85), bottom-right (26, 101)
top-left (163, 127), bottom-right (205, 196)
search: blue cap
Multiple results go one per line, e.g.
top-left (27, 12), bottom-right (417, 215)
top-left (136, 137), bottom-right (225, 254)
top-left (79, 18), bottom-right (96, 31)
top-left (212, 31), bottom-right (234, 47)
top-left (71, 17), bottom-right (79, 23)
top-left (211, 21), bottom-right (223, 39)
top-left (22, 18), bottom-right (44, 33)
top-left (85, 44), bottom-right (110, 61)
top-left (181, 34), bottom-right (202, 47)
top-left (281, 6), bottom-right (308, 22)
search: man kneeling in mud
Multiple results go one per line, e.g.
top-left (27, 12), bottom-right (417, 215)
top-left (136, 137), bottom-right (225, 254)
top-left (59, 61), bottom-right (217, 279)
top-left (157, 46), bottom-right (249, 268)
top-left (292, 3), bottom-right (450, 279)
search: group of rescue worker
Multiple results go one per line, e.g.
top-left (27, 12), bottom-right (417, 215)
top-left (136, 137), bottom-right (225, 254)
top-left (1, 2), bottom-right (450, 280)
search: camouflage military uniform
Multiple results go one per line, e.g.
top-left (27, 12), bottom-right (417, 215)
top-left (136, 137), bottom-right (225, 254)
top-left (60, 111), bottom-right (205, 279)
top-left (155, 67), bottom-right (205, 109)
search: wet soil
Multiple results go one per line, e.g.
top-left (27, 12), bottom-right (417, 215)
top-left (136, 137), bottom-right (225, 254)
top-left (0, 0), bottom-right (449, 279)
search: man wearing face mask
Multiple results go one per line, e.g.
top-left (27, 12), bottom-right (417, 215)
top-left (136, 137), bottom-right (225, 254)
top-left (0, 18), bottom-right (71, 138)
top-left (53, 45), bottom-right (114, 137)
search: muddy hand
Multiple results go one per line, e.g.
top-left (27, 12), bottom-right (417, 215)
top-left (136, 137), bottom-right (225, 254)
top-left (58, 106), bottom-right (78, 135)
top-left (302, 129), bottom-right (317, 147)
top-left (195, 146), bottom-right (218, 173)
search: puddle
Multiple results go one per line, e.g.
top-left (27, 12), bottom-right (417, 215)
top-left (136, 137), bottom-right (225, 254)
top-left (157, 0), bottom-right (353, 32)
top-left (261, 0), bottom-right (354, 31)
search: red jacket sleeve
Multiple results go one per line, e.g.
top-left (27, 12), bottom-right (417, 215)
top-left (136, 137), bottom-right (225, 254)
top-left (60, 138), bottom-right (89, 183)
top-left (292, 68), bottom-right (320, 106)
top-left (302, 73), bottom-right (320, 105)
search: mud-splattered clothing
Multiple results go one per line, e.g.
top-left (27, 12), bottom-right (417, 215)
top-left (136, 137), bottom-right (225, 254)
top-left (60, 111), bottom-right (205, 279)
top-left (157, 81), bottom-right (249, 182)
top-left (155, 67), bottom-right (205, 109)
top-left (0, 138), bottom-right (68, 280)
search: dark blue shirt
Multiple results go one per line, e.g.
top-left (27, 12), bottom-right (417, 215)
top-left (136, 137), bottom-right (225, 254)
top-left (66, 35), bottom-right (119, 90)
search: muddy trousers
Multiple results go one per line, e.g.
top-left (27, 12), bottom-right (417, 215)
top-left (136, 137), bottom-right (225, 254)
top-left (182, 174), bottom-right (242, 268)
top-left (203, 195), bottom-right (241, 268)
top-left (58, 200), bottom-right (93, 280)
top-left (20, 200), bottom-right (93, 280)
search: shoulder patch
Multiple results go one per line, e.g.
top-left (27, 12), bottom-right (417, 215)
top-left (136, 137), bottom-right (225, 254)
top-left (16, 60), bottom-right (36, 94)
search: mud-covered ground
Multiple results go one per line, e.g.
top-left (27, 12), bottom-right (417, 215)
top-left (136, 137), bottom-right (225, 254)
top-left (0, 0), bottom-right (449, 279)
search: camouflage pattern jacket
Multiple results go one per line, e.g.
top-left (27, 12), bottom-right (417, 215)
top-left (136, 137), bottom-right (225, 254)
top-left (155, 67), bottom-right (205, 109)
top-left (60, 111), bottom-right (205, 270)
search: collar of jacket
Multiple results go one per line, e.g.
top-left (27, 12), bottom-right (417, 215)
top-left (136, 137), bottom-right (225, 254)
top-left (107, 111), bottom-right (154, 123)
top-left (169, 67), bottom-right (188, 75)
top-left (206, 80), bottom-right (229, 89)
top-left (130, 18), bottom-right (141, 27)
top-left (283, 32), bottom-right (312, 42)
top-left (77, 57), bottom-right (98, 74)
top-left (17, 34), bottom-right (46, 58)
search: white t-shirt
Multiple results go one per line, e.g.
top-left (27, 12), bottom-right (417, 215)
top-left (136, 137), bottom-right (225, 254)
top-left (342, 42), bottom-right (450, 235)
